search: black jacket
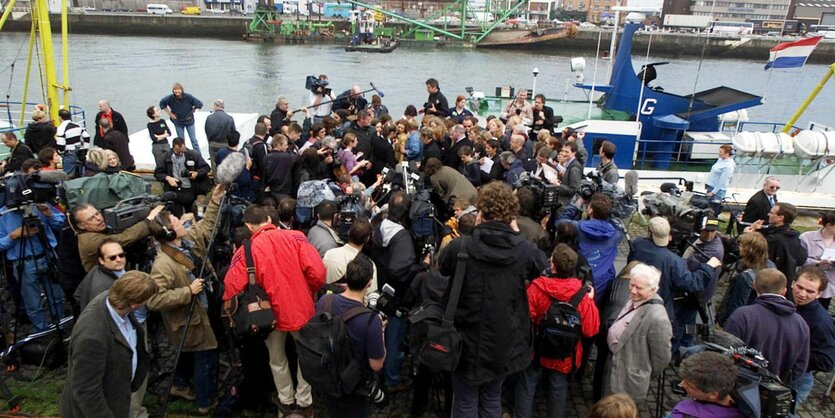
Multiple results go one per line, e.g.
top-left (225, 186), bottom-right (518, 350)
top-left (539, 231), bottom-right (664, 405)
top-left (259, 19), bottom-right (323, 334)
top-left (443, 137), bottom-right (473, 169)
top-left (93, 110), bottom-right (128, 148)
top-left (262, 151), bottom-right (300, 198)
top-left (426, 91), bottom-right (450, 117)
top-left (759, 225), bottom-right (807, 283)
top-left (154, 149), bottom-right (211, 194)
top-left (60, 292), bottom-right (149, 418)
top-left (1, 142), bottom-right (34, 174)
top-left (74, 265), bottom-right (119, 311)
top-left (345, 121), bottom-right (376, 158)
top-left (366, 219), bottom-right (426, 311)
top-left (269, 108), bottom-right (289, 136)
top-left (420, 141), bottom-right (442, 169)
top-left (365, 135), bottom-right (395, 187)
top-left (333, 90), bottom-right (368, 115)
top-left (531, 105), bottom-right (555, 137)
top-left (558, 158), bottom-right (584, 205)
top-left (102, 130), bottom-right (135, 171)
top-left (246, 135), bottom-right (269, 180)
top-left (740, 190), bottom-right (774, 232)
top-left (24, 121), bottom-right (57, 154)
top-left (438, 222), bottom-right (547, 385)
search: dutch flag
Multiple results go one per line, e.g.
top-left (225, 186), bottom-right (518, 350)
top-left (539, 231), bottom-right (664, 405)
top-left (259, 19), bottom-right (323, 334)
top-left (764, 36), bottom-right (824, 70)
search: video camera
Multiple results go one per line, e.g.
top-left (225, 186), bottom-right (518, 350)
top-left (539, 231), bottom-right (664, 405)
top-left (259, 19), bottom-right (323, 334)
top-left (577, 171), bottom-right (637, 221)
top-left (305, 75), bottom-right (331, 96)
top-left (516, 172), bottom-right (559, 217)
top-left (104, 192), bottom-right (177, 232)
top-left (684, 324), bottom-right (795, 418)
top-left (335, 193), bottom-right (361, 242)
top-left (0, 171), bottom-right (61, 208)
top-left (641, 182), bottom-right (713, 255)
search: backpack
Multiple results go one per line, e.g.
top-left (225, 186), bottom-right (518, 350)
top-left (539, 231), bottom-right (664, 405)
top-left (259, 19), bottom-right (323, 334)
top-left (409, 188), bottom-right (435, 238)
top-left (221, 240), bottom-right (276, 341)
top-left (296, 294), bottom-right (369, 397)
top-left (295, 180), bottom-right (337, 224)
top-left (534, 287), bottom-right (587, 367)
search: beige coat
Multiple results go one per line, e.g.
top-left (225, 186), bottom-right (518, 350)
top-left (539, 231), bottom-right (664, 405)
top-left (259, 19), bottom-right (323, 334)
top-left (429, 166), bottom-right (478, 208)
top-left (603, 293), bottom-right (672, 401)
top-left (147, 201), bottom-right (220, 352)
top-left (78, 220), bottom-right (150, 271)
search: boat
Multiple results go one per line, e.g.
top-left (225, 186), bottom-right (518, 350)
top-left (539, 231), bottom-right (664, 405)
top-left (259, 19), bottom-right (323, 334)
top-left (476, 23), bottom-right (578, 48)
top-left (345, 8), bottom-right (398, 53)
top-left (345, 38), bottom-right (399, 53)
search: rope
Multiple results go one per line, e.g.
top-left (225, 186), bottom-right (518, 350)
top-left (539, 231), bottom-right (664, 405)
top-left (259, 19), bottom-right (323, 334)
top-left (635, 31), bottom-right (653, 119)
top-left (685, 0), bottom-right (719, 125)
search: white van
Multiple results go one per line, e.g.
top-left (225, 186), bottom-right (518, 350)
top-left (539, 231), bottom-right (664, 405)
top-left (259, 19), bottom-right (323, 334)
top-left (147, 4), bottom-right (174, 15)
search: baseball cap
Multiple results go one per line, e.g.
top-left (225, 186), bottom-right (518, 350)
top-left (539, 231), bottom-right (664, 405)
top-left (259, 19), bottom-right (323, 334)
top-left (700, 216), bottom-right (720, 232)
top-left (649, 217), bottom-right (671, 247)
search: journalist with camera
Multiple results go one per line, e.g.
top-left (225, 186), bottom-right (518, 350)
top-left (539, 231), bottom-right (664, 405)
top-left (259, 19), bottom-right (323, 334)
top-left (0, 199), bottom-right (66, 332)
top-left (0, 132), bottom-right (34, 175)
top-left (72, 203), bottom-right (164, 272)
top-left (667, 351), bottom-right (746, 417)
top-left (154, 136), bottom-right (212, 217)
top-left (307, 74), bottom-right (335, 125)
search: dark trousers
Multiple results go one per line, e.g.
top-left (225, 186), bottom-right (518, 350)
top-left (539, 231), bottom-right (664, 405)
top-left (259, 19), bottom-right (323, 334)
top-left (412, 365), bottom-right (452, 417)
top-left (171, 187), bottom-right (197, 218)
top-left (324, 394), bottom-right (370, 418)
top-left (174, 349), bottom-right (217, 408)
top-left (451, 374), bottom-right (504, 418)
top-left (592, 334), bottom-right (611, 401)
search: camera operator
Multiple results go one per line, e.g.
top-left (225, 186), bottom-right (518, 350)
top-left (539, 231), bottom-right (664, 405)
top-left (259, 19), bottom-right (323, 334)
top-left (314, 256), bottom-right (385, 418)
top-left (559, 193), bottom-right (624, 300)
top-left (154, 137), bottom-right (212, 218)
top-left (676, 216), bottom-right (724, 349)
top-left (724, 268), bottom-right (810, 386)
top-left (308, 74), bottom-right (336, 124)
top-left (790, 267), bottom-right (835, 405)
top-left (424, 158), bottom-right (478, 216)
top-left (629, 217), bottom-right (721, 343)
top-left (516, 187), bottom-right (551, 253)
top-left (146, 183), bottom-right (226, 415)
top-left (501, 88), bottom-right (533, 122)
top-left (223, 204), bottom-right (326, 416)
top-left (667, 351), bottom-right (746, 417)
top-left (422, 78), bottom-right (449, 118)
top-left (323, 218), bottom-right (377, 292)
top-left (0, 201), bottom-right (66, 331)
top-left (72, 204), bottom-right (164, 272)
top-left (308, 200), bottom-right (345, 258)
top-left (0, 132), bottom-right (35, 174)
top-left (367, 191), bottom-right (431, 392)
top-left (333, 85), bottom-right (368, 117)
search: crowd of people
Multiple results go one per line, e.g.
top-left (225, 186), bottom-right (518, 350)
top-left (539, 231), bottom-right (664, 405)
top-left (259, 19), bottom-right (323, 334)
top-left (1, 77), bottom-right (835, 418)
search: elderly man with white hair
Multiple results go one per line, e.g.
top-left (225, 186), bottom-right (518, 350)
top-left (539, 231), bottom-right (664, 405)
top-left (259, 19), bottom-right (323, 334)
top-left (603, 262), bottom-right (672, 401)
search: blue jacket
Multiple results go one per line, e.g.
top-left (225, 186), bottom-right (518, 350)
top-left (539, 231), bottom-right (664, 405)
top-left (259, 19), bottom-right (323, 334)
top-left (215, 148), bottom-right (255, 202)
top-left (406, 131), bottom-right (423, 161)
top-left (504, 159), bottom-right (525, 186)
top-left (559, 204), bottom-right (623, 297)
top-left (0, 205), bottom-right (65, 260)
top-left (628, 237), bottom-right (714, 326)
top-left (159, 92), bottom-right (203, 123)
top-left (724, 294), bottom-right (810, 384)
top-left (797, 300), bottom-right (835, 373)
top-left (705, 157), bottom-right (735, 199)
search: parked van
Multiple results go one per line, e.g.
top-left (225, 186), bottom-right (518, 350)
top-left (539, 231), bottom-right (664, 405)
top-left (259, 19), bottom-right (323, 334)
top-left (181, 6), bottom-right (201, 15)
top-left (147, 4), bottom-right (174, 15)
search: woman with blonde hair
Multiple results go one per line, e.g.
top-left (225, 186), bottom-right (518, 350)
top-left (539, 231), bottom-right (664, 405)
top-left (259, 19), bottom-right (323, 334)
top-left (24, 108), bottom-right (57, 154)
top-left (84, 148), bottom-right (121, 176)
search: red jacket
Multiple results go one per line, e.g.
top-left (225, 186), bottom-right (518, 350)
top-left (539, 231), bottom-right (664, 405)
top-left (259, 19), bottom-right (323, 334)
top-left (223, 224), bottom-right (326, 331)
top-left (527, 276), bottom-right (600, 373)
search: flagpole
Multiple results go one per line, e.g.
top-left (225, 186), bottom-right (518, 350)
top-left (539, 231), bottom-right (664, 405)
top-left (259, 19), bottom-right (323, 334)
top-left (780, 63), bottom-right (835, 133)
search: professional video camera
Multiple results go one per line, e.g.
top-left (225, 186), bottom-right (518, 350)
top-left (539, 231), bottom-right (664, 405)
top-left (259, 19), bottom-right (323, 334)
top-left (577, 171), bottom-right (637, 221)
top-left (103, 192), bottom-right (177, 232)
top-left (641, 183), bottom-right (713, 255)
top-left (305, 75), bottom-right (331, 96)
top-left (684, 324), bottom-right (796, 418)
top-left (516, 172), bottom-right (560, 217)
top-left (335, 192), bottom-right (361, 242)
top-left (0, 171), bottom-right (62, 208)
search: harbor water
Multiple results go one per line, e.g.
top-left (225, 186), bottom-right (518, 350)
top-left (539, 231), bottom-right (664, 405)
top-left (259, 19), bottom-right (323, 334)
top-left (0, 32), bottom-right (833, 132)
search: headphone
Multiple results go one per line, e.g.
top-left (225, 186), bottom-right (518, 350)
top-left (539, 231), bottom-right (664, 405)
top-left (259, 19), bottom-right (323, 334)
top-left (154, 214), bottom-right (177, 242)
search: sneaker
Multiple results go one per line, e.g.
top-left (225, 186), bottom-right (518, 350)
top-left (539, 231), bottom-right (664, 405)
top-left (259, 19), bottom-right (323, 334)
top-left (298, 404), bottom-right (315, 418)
top-left (196, 399), bottom-right (218, 415)
top-left (276, 400), bottom-right (297, 417)
top-left (384, 381), bottom-right (411, 394)
top-left (169, 386), bottom-right (196, 401)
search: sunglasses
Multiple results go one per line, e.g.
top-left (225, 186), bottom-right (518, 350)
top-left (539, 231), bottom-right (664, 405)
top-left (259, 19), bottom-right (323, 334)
top-left (107, 253), bottom-right (126, 261)
top-left (769, 186), bottom-right (781, 190)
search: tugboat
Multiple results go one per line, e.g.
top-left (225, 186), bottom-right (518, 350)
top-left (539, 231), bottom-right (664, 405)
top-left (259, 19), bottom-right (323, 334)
top-left (345, 9), bottom-right (398, 53)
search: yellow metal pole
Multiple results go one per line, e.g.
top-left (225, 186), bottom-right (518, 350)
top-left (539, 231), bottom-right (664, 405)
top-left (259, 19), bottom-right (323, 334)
top-left (61, 0), bottom-right (70, 109)
top-left (781, 63), bottom-right (835, 133)
top-left (0, 0), bottom-right (19, 32)
top-left (34, 0), bottom-right (60, 124)
top-left (21, 20), bottom-right (37, 128)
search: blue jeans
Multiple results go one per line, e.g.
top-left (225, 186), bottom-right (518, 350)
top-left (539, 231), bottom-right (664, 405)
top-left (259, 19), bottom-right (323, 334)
top-left (793, 371), bottom-right (814, 406)
top-left (514, 363), bottom-right (568, 418)
top-left (62, 151), bottom-right (79, 177)
top-left (705, 185), bottom-right (724, 216)
top-left (174, 349), bottom-right (217, 408)
top-left (172, 120), bottom-right (199, 154)
top-left (16, 256), bottom-right (65, 332)
top-left (451, 374), bottom-right (504, 418)
top-left (383, 315), bottom-right (407, 387)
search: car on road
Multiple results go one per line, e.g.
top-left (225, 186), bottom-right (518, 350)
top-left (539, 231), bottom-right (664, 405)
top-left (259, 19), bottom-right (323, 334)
top-left (181, 6), bottom-right (201, 15)
top-left (580, 22), bottom-right (597, 29)
top-left (207, 8), bottom-right (228, 14)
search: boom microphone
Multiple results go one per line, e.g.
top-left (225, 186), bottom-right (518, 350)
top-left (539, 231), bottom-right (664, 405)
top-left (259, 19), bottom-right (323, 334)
top-left (214, 152), bottom-right (246, 186)
top-left (370, 82), bottom-right (385, 98)
top-left (624, 170), bottom-right (639, 197)
top-left (32, 170), bottom-right (69, 184)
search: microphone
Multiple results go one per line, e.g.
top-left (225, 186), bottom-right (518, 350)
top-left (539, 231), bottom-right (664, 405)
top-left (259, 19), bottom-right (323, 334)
top-left (32, 170), bottom-right (69, 184)
top-left (624, 170), bottom-right (639, 197)
top-left (370, 82), bottom-right (385, 98)
top-left (215, 152), bottom-right (246, 186)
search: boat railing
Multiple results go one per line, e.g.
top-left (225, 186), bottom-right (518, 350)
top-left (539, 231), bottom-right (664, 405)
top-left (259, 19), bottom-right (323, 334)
top-left (731, 121), bottom-right (804, 134)
top-left (0, 102), bottom-right (87, 134)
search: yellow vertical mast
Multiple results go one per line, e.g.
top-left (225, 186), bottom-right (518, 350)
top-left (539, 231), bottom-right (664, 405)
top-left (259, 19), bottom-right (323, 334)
top-left (32, 0), bottom-right (60, 123)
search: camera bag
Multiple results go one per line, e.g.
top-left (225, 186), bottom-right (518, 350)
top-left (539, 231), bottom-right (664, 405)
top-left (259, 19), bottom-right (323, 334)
top-left (534, 287), bottom-right (587, 368)
top-left (221, 240), bottom-right (275, 341)
top-left (408, 252), bottom-right (468, 372)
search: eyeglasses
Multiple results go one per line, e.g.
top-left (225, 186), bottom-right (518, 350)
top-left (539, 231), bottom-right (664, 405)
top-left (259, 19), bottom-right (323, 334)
top-left (769, 186), bottom-right (781, 190)
top-left (82, 211), bottom-right (102, 224)
top-left (107, 253), bottom-right (126, 261)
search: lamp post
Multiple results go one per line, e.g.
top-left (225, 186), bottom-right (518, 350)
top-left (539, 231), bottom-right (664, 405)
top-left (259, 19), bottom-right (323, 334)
top-left (532, 67), bottom-right (539, 97)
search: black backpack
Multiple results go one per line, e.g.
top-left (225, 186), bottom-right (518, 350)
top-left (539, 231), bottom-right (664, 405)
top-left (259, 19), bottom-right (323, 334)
top-left (296, 294), bottom-right (368, 397)
top-left (534, 287), bottom-right (587, 366)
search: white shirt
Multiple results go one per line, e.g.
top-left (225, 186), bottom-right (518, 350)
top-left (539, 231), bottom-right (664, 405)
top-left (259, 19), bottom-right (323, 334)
top-left (323, 244), bottom-right (378, 291)
top-left (106, 298), bottom-right (138, 380)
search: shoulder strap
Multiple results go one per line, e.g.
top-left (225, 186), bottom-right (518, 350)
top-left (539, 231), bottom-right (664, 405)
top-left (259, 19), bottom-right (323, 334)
top-left (160, 245), bottom-right (195, 271)
top-left (342, 306), bottom-right (370, 322)
top-left (568, 286), bottom-right (588, 308)
top-left (444, 252), bottom-right (469, 323)
top-left (243, 240), bottom-right (257, 286)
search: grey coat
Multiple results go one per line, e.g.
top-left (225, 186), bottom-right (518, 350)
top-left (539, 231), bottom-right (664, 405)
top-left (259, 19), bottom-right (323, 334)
top-left (74, 265), bottom-right (119, 311)
top-left (61, 292), bottom-right (148, 418)
top-left (604, 293), bottom-right (672, 401)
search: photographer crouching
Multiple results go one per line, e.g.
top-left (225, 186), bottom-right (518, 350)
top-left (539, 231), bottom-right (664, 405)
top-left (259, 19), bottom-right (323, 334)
top-left (667, 351), bottom-right (746, 417)
top-left (154, 136), bottom-right (212, 218)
